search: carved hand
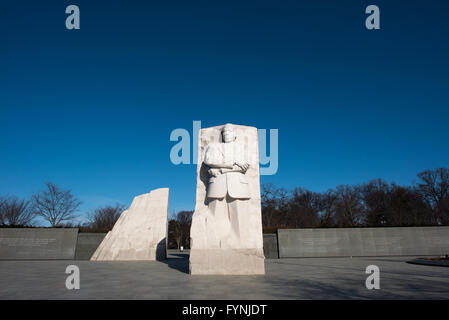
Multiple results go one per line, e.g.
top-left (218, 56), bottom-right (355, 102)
top-left (208, 168), bottom-right (220, 177)
top-left (235, 162), bottom-right (250, 172)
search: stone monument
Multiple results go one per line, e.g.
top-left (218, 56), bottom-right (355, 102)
top-left (91, 188), bottom-right (169, 261)
top-left (189, 124), bottom-right (265, 275)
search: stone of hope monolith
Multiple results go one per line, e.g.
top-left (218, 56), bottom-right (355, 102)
top-left (189, 124), bottom-right (265, 275)
top-left (90, 188), bottom-right (169, 261)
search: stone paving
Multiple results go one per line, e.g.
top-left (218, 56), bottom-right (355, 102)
top-left (0, 252), bottom-right (448, 299)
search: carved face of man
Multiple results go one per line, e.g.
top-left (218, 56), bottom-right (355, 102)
top-left (222, 125), bottom-right (235, 143)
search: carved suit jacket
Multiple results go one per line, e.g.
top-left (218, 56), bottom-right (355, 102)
top-left (204, 141), bottom-right (250, 200)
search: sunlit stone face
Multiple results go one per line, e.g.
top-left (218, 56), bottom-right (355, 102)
top-left (222, 126), bottom-right (235, 143)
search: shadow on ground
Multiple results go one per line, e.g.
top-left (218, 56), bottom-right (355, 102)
top-left (160, 252), bottom-right (190, 274)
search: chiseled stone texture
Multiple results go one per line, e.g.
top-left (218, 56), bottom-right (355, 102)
top-left (90, 188), bottom-right (169, 261)
top-left (189, 124), bottom-right (265, 275)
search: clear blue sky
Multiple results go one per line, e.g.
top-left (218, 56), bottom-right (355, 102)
top-left (1, 0), bottom-right (448, 225)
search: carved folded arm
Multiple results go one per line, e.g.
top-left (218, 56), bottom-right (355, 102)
top-left (203, 145), bottom-right (234, 169)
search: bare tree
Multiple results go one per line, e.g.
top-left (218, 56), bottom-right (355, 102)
top-left (288, 187), bottom-right (320, 228)
top-left (31, 182), bottom-right (81, 226)
top-left (167, 219), bottom-right (178, 249)
top-left (388, 184), bottom-right (433, 226)
top-left (87, 203), bottom-right (125, 232)
top-left (417, 168), bottom-right (449, 225)
top-left (360, 179), bottom-right (390, 226)
top-left (0, 197), bottom-right (35, 226)
top-left (171, 210), bottom-right (193, 249)
top-left (261, 183), bottom-right (290, 229)
top-left (318, 190), bottom-right (338, 227)
top-left (0, 196), bottom-right (6, 225)
top-left (335, 185), bottom-right (365, 227)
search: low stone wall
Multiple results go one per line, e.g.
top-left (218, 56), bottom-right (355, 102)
top-left (0, 228), bottom-right (79, 260)
top-left (75, 233), bottom-right (107, 260)
top-left (278, 226), bottom-right (449, 258)
top-left (2, 226), bottom-right (448, 260)
top-left (263, 234), bottom-right (279, 259)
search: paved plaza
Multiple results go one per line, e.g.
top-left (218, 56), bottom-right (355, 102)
top-left (0, 252), bottom-right (448, 299)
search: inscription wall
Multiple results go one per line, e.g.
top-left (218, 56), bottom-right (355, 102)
top-left (0, 228), bottom-right (79, 260)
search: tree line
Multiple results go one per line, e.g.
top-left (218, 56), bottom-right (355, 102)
top-left (0, 181), bottom-right (193, 249)
top-left (0, 182), bottom-right (81, 227)
top-left (262, 167), bottom-right (449, 230)
top-left (0, 182), bottom-right (125, 232)
top-left (1, 167), bottom-right (448, 246)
